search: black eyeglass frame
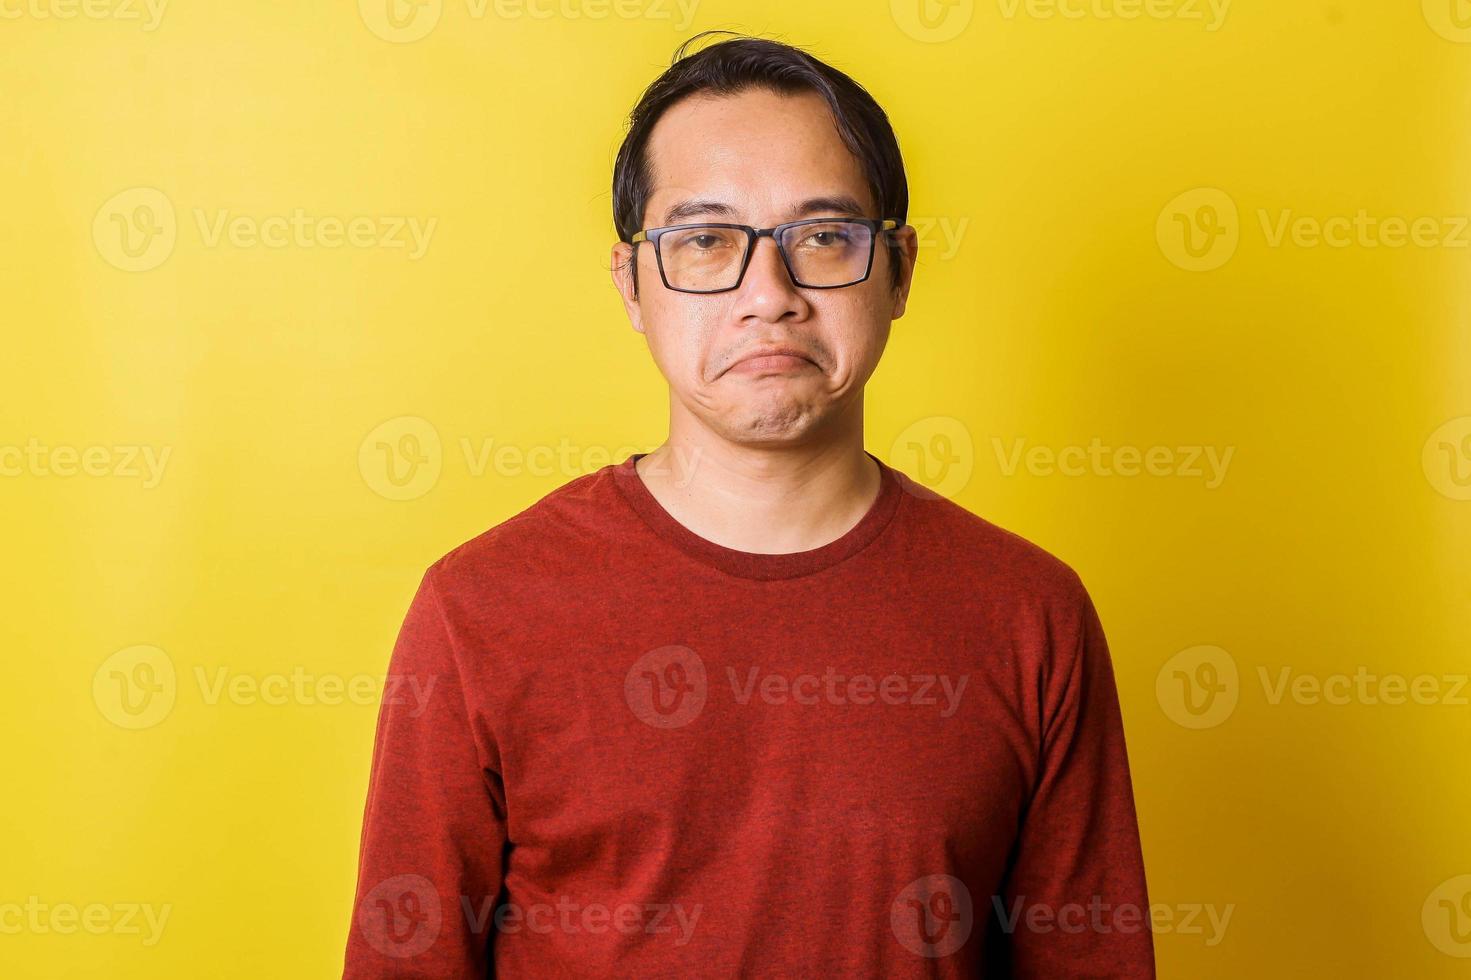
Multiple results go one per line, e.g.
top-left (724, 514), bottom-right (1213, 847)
top-left (629, 217), bottom-right (902, 294)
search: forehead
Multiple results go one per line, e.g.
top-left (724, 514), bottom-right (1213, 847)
top-left (642, 86), bottom-right (877, 225)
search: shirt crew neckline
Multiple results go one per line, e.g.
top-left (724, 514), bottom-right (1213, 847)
top-left (609, 449), bottom-right (904, 582)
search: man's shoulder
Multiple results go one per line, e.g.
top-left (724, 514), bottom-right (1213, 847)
top-left (895, 473), bottom-right (1089, 606)
top-left (426, 464), bottom-right (621, 586)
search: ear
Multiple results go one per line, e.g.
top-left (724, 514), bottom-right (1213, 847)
top-left (887, 224), bottom-right (919, 320)
top-left (610, 241), bottom-right (645, 334)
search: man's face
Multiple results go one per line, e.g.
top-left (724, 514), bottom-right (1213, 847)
top-left (611, 87), bottom-right (917, 446)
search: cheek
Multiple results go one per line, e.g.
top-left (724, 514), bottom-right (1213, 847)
top-left (643, 299), bottom-right (724, 385)
top-left (821, 296), bottom-right (889, 370)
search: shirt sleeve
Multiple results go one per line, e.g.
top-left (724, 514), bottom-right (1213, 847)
top-left (343, 564), bottom-right (507, 979)
top-left (984, 578), bottom-right (1156, 978)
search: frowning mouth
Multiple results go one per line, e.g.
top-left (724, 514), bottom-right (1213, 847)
top-left (725, 348), bottom-right (816, 376)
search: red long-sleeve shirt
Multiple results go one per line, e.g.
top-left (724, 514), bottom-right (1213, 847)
top-left (343, 451), bottom-right (1155, 977)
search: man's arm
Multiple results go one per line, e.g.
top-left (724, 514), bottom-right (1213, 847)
top-left (343, 565), bottom-right (507, 978)
top-left (984, 578), bottom-right (1156, 977)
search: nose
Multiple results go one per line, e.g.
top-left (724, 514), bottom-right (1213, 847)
top-left (734, 233), bottom-right (807, 322)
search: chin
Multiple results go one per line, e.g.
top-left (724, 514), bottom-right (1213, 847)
top-left (725, 403), bottom-right (824, 439)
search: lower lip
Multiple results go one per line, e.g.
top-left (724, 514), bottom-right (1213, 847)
top-left (729, 354), bottom-right (814, 374)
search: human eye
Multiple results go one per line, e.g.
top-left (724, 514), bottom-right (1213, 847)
top-left (669, 227), bottom-right (739, 252)
top-left (795, 222), bottom-right (856, 249)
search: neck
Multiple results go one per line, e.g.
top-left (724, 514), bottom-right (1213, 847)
top-left (634, 400), bottom-right (881, 555)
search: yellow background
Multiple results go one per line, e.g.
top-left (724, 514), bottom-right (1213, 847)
top-left (3, 0), bottom-right (1469, 976)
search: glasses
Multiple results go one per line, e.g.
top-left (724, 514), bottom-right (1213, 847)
top-left (630, 217), bottom-right (901, 294)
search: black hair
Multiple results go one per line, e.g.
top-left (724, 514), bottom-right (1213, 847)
top-left (612, 31), bottom-right (909, 295)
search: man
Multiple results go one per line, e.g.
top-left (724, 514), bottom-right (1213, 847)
top-left (343, 31), bottom-right (1155, 978)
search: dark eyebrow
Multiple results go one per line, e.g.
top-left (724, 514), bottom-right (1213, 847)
top-left (787, 195), bottom-right (870, 220)
top-left (659, 194), bottom-right (872, 226)
top-left (661, 199), bottom-right (739, 224)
